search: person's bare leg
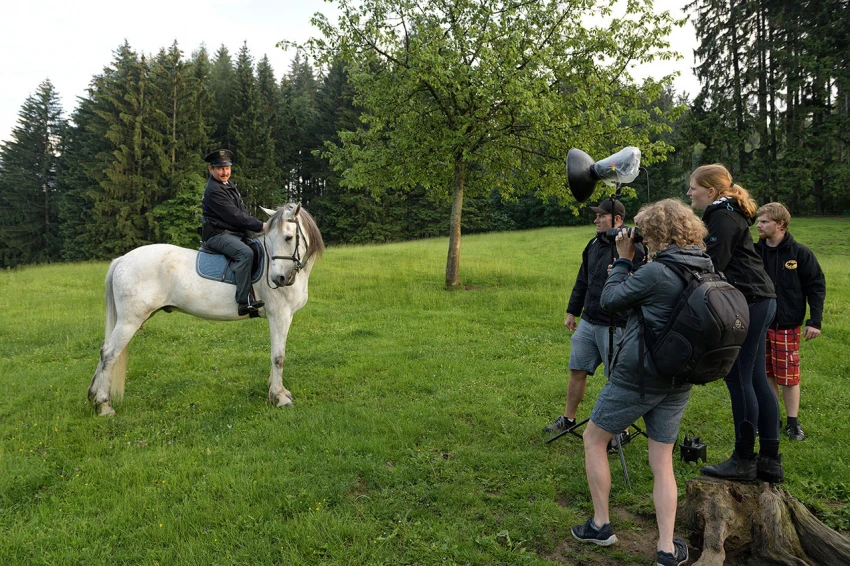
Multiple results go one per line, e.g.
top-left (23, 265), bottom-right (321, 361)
top-left (583, 421), bottom-right (615, 526)
top-left (783, 384), bottom-right (801, 418)
top-left (564, 369), bottom-right (589, 419)
top-left (648, 439), bottom-right (677, 555)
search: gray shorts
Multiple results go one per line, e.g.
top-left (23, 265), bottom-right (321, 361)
top-left (568, 319), bottom-right (622, 377)
top-left (590, 381), bottom-right (690, 444)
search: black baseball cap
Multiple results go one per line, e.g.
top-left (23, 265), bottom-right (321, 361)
top-left (589, 199), bottom-right (626, 218)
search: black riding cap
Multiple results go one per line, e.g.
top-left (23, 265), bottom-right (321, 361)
top-left (205, 149), bottom-right (234, 167)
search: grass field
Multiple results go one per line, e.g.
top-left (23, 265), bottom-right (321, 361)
top-left (1, 217), bottom-right (848, 565)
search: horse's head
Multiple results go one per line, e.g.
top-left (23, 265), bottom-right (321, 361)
top-left (262, 203), bottom-right (325, 287)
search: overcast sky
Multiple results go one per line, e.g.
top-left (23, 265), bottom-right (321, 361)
top-left (1, 0), bottom-right (699, 146)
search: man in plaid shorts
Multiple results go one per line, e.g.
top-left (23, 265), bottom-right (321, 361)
top-left (755, 203), bottom-right (826, 441)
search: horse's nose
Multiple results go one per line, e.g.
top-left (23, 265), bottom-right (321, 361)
top-left (275, 275), bottom-right (287, 287)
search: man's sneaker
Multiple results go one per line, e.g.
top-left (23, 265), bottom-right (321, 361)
top-left (607, 431), bottom-right (631, 454)
top-left (571, 517), bottom-right (618, 546)
top-left (543, 415), bottom-right (575, 433)
top-left (786, 422), bottom-right (805, 441)
top-left (656, 537), bottom-right (689, 566)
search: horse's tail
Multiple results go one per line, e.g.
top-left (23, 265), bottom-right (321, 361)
top-left (104, 258), bottom-right (128, 401)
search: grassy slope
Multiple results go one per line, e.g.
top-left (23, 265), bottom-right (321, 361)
top-left (0, 217), bottom-right (847, 565)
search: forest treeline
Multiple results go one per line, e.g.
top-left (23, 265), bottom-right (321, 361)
top-left (0, 0), bottom-right (847, 269)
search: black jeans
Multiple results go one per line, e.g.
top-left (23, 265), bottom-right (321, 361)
top-left (724, 297), bottom-right (779, 452)
top-left (205, 232), bottom-right (254, 305)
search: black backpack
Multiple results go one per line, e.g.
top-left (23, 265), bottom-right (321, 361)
top-left (638, 258), bottom-right (750, 386)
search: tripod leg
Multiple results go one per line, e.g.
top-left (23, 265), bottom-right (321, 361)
top-left (615, 433), bottom-right (632, 489)
top-left (545, 418), bottom-right (589, 444)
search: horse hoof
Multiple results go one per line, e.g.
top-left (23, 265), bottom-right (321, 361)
top-left (98, 403), bottom-right (116, 416)
top-left (275, 397), bottom-right (294, 408)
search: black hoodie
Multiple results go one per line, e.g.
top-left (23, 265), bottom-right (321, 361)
top-left (755, 232), bottom-right (826, 329)
top-left (702, 197), bottom-right (775, 301)
top-left (566, 232), bottom-right (647, 327)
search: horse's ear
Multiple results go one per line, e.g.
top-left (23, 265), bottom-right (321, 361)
top-left (286, 203), bottom-right (301, 219)
top-left (260, 206), bottom-right (277, 217)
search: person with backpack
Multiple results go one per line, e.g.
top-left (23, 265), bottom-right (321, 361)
top-left (755, 203), bottom-right (826, 441)
top-left (571, 199), bottom-right (708, 566)
top-left (687, 164), bottom-right (783, 483)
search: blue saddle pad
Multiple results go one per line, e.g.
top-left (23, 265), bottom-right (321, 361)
top-left (196, 239), bottom-right (264, 285)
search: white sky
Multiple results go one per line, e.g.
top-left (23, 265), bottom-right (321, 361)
top-left (1, 0), bottom-right (699, 145)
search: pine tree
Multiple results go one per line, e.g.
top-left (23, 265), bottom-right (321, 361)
top-left (282, 53), bottom-right (322, 205)
top-left (228, 44), bottom-right (277, 213)
top-left (149, 41), bottom-right (211, 247)
top-left (0, 80), bottom-right (65, 267)
top-left (83, 42), bottom-right (170, 257)
top-left (209, 45), bottom-right (236, 148)
top-left (57, 95), bottom-right (106, 261)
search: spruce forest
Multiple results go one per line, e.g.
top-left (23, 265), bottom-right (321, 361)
top-left (0, 0), bottom-right (847, 269)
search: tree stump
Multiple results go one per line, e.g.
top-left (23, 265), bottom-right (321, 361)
top-left (681, 477), bottom-right (850, 565)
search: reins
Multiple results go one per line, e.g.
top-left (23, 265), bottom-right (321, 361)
top-left (263, 216), bottom-right (306, 289)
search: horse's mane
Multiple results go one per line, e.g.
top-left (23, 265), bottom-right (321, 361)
top-left (267, 204), bottom-right (325, 260)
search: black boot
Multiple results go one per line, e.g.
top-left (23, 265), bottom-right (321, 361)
top-left (757, 454), bottom-right (785, 483)
top-left (701, 451), bottom-right (757, 481)
top-left (238, 299), bottom-right (265, 316)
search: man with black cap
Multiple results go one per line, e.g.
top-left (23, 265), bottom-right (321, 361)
top-left (544, 199), bottom-right (646, 449)
top-left (200, 149), bottom-right (267, 316)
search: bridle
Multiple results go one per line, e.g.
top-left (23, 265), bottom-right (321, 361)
top-left (264, 216), bottom-right (306, 288)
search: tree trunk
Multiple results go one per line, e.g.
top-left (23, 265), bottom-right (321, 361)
top-left (445, 156), bottom-right (466, 289)
top-left (729, 0), bottom-right (748, 173)
top-left (681, 477), bottom-right (850, 565)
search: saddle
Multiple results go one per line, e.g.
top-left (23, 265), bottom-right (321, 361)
top-left (196, 239), bottom-right (264, 285)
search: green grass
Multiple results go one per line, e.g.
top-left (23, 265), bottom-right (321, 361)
top-left (0, 218), bottom-right (848, 565)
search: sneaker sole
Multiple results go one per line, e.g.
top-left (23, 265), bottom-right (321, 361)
top-left (571, 529), bottom-right (618, 546)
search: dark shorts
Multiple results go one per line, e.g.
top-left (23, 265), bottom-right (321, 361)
top-left (590, 381), bottom-right (690, 444)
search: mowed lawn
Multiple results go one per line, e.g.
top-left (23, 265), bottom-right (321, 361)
top-left (1, 217), bottom-right (848, 565)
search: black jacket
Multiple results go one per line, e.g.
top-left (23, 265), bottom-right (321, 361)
top-left (702, 197), bottom-right (775, 301)
top-left (201, 177), bottom-right (263, 236)
top-left (755, 232), bottom-right (826, 329)
top-left (601, 245), bottom-right (713, 394)
top-left (566, 232), bottom-right (646, 327)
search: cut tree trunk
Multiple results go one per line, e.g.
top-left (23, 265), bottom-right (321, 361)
top-left (681, 477), bottom-right (850, 565)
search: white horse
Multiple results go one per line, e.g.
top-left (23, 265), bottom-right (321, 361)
top-left (88, 204), bottom-right (324, 416)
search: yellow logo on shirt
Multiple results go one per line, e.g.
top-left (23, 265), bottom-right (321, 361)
top-left (785, 260), bottom-right (798, 270)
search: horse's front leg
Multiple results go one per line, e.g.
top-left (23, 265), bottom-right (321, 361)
top-left (266, 310), bottom-right (294, 407)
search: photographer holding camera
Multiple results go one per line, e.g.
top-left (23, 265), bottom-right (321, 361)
top-left (571, 199), bottom-right (711, 566)
top-left (544, 199), bottom-right (646, 450)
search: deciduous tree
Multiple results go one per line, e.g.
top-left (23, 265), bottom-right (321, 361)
top-left (303, 0), bottom-right (680, 287)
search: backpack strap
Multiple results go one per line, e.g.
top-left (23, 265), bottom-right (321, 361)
top-left (636, 306), bottom-right (647, 398)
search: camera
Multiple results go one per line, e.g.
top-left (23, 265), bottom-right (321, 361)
top-left (605, 226), bottom-right (643, 243)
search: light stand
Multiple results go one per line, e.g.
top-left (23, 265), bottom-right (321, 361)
top-left (553, 146), bottom-right (647, 489)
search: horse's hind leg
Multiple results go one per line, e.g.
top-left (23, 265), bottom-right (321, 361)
top-left (88, 320), bottom-right (143, 416)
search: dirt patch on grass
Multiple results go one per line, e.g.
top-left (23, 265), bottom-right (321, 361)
top-left (541, 507), bottom-right (688, 565)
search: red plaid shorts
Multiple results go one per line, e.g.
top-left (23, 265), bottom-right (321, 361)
top-left (765, 327), bottom-right (801, 386)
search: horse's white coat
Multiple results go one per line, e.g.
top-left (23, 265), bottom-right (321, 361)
top-left (88, 205), bottom-right (323, 415)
